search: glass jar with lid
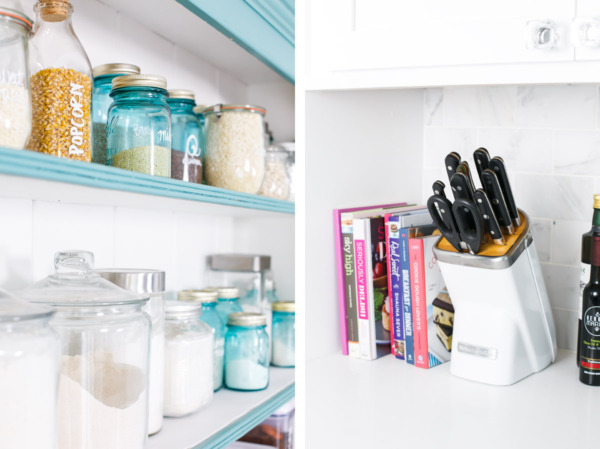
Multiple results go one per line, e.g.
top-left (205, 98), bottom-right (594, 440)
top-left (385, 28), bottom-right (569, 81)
top-left (178, 289), bottom-right (225, 391)
top-left (167, 89), bottom-right (202, 184)
top-left (0, 3), bottom-right (32, 149)
top-left (214, 286), bottom-right (244, 323)
top-left (107, 74), bottom-right (171, 177)
top-left (0, 290), bottom-right (59, 449)
top-left (96, 269), bottom-right (165, 436)
top-left (224, 312), bottom-right (269, 391)
top-left (91, 63), bottom-right (140, 165)
top-left (27, 0), bottom-right (92, 161)
top-left (21, 250), bottom-right (151, 449)
top-left (202, 104), bottom-right (266, 194)
top-left (163, 301), bottom-right (213, 417)
top-left (258, 145), bottom-right (291, 200)
top-left (271, 302), bottom-right (295, 368)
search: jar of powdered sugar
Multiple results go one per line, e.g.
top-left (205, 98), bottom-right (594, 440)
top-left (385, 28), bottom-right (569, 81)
top-left (271, 302), bottom-right (295, 368)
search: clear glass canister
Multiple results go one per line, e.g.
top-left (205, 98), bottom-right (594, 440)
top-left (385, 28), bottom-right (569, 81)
top-left (163, 301), bottom-right (213, 417)
top-left (91, 63), bottom-right (141, 165)
top-left (168, 89), bottom-right (202, 183)
top-left (21, 250), bottom-right (151, 449)
top-left (0, 290), bottom-right (59, 449)
top-left (202, 104), bottom-right (266, 194)
top-left (271, 302), bottom-right (295, 368)
top-left (178, 289), bottom-right (225, 391)
top-left (96, 269), bottom-right (165, 436)
top-left (27, 0), bottom-right (92, 161)
top-left (280, 142), bottom-right (295, 202)
top-left (214, 286), bottom-right (244, 324)
top-left (193, 104), bottom-right (206, 162)
top-left (0, 5), bottom-right (32, 149)
top-left (258, 145), bottom-right (291, 200)
top-left (107, 74), bottom-right (171, 177)
top-left (224, 312), bottom-right (269, 391)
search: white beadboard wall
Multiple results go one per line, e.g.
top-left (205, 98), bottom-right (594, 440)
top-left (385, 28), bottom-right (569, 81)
top-left (422, 84), bottom-right (599, 352)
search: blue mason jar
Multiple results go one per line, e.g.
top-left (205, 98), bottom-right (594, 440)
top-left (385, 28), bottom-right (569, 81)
top-left (224, 312), bottom-right (269, 391)
top-left (107, 74), bottom-right (171, 177)
top-left (178, 289), bottom-right (226, 391)
top-left (214, 287), bottom-right (244, 323)
top-left (91, 63), bottom-right (140, 165)
top-left (167, 90), bottom-right (202, 184)
top-left (271, 302), bottom-right (295, 367)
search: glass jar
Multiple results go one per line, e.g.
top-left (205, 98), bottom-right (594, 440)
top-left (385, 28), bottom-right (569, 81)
top-left (271, 302), bottom-right (295, 368)
top-left (0, 290), bottom-right (59, 449)
top-left (193, 104), bottom-right (206, 162)
top-left (0, 5), bottom-right (32, 149)
top-left (258, 145), bottom-right (291, 200)
top-left (96, 269), bottom-right (165, 436)
top-left (281, 142), bottom-right (295, 202)
top-left (178, 289), bottom-right (225, 391)
top-left (163, 301), bottom-right (213, 417)
top-left (224, 313), bottom-right (269, 391)
top-left (27, 0), bottom-right (92, 161)
top-left (21, 250), bottom-right (151, 449)
top-left (202, 104), bottom-right (266, 193)
top-left (168, 89), bottom-right (202, 183)
top-left (91, 63), bottom-right (140, 165)
top-left (107, 74), bottom-right (171, 177)
top-left (214, 286), bottom-right (244, 323)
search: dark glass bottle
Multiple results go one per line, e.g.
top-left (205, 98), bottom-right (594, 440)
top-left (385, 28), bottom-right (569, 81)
top-left (579, 232), bottom-right (600, 386)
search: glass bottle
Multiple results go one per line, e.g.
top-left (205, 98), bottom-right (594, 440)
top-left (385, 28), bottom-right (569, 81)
top-left (91, 63), bottom-right (140, 165)
top-left (107, 74), bottom-right (171, 177)
top-left (271, 301), bottom-right (295, 367)
top-left (215, 286), bottom-right (244, 323)
top-left (258, 145), bottom-right (291, 200)
top-left (178, 289), bottom-right (226, 391)
top-left (579, 231), bottom-right (600, 386)
top-left (168, 89), bottom-right (202, 183)
top-left (224, 312), bottom-right (270, 391)
top-left (27, 0), bottom-right (92, 161)
top-left (0, 4), bottom-right (32, 149)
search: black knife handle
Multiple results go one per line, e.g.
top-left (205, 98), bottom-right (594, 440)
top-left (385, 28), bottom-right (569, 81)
top-left (481, 169), bottom-right (514, 234)
top-left (473, 148), bottom-right (490, 184)
top-left (489, 157), bottom-right (520, 227)
top-left (432, 180), bottom-right (446, 199)
top-left (452, 198), bottom-right (485, 254)
top-left (445, 152), bottom-right (461, 183)
top-left (473, 188), bottom-right (505, 245)
top-left (457, 161), bottom-right (477, 192)
top-left (427, 195), bottom-right (462, 252)
top-left (450, 172), bottom-right (474, 203)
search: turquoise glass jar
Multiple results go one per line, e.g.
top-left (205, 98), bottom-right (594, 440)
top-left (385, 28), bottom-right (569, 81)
top-left (107, 74), bottom-right (171, 177)
top-left (271, 302), bottom-right (295, 367)
top-left (224, 313), bottom-right (269, 391)
top-left (178, 289), bottom-right (226, 391)
top-left (91, 63), bottom-right (140, 165)
top-left (215, 287), bottom-right (244, 323)
top-left (167, 90), bottom-right (202, 183)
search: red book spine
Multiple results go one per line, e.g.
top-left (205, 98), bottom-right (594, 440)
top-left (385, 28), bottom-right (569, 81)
top-left (409, 238), bottom-right (429, 369)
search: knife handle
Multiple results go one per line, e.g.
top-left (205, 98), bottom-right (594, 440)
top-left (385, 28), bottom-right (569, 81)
top-left (445, 152), bottom-right (461, 183)
top-left (450, 172), bottom-right (474, 203)
top-left (432, 180), bottom-right (447, 199)
top-left (489, 157), bottom-right (521, 227)
top-left (452, 198), bottom-right (485, 254)
top-left (481, 169), bottom-right (514, 234)
top-left (473, 147), bottom-right (491, 184)
top-left (457, 161), bottom-right (477, 192)
top-left (473, 188), bottom-right (506, 245)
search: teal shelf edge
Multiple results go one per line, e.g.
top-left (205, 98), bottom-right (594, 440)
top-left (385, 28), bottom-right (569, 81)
top-left (195, 383), bottom-right (295, 449)
top-left (176, 0), bottom-right (295, 84)
top-left (0, 147), bottom-right (294, 215)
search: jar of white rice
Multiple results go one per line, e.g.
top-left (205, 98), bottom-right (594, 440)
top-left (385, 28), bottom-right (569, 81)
top-left (202, 104), bottom-right (266, 194)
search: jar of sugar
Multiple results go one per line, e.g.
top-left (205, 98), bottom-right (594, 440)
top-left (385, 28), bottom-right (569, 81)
top-left (178, 289), bottom-right (226, 391)
top-left (224, 312), bottom-right (270, 391)
top-left (271, 302), bottom-right (295, 368)
top-left (0, 290), bottom-right (59, 449)
top-left (163, 301), bottom-right (213, 417)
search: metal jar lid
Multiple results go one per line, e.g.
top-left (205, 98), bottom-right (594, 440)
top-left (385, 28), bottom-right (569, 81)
top-left (227, 312), bottom-right (266, 327)
top-left (93, 63), bottom-right (141, 79)
top-left (178, 289), bottom-right (218, 303)
top-left (111, 74), bottom-right (167, 91)
top-left (168, 89), bottom-right (195, 101)
top-left (95, 269), bottom-right (166, 294)
top-left (217, 287), bottom-right (240, 299)
top-left (0, 7), bottom-right (33, 30)
top-left (165, 300), bottom-right (202, 318)
top-left (208, 254), bottom-right (271, 272)
top-left (272, 301), bottom-right (295, 313)
top-left (201, 104), bottom-right (266, 116)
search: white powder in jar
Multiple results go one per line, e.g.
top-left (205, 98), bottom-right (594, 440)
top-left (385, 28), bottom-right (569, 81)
top-left (0, 83), bottom-right (30, 149)
top-left (272, 338), bottom-right (295, 367)
top-left (163, 332), bottom-right (213, 417)
top-left (148, 330), bottom-right (165, 435)
top-left (225, 359), bottom-right (269, 390)
top-left (213, 336), bottom-right (225, 390)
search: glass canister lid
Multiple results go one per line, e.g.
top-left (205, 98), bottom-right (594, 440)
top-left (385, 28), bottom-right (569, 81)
top-left (92, 63), bottom-right (141, 79)
top-left (0, 289), bottom-right (54, 323)
top-left (272, 301), bottom-right (295, 313)
top-left (227, 312), bottom-right (267, 327)
top-left (21, 250), bottom-right (149, 307)
top-left (201, 104), bottom-right (266, 116)
top-left (95, 269), bottom-right (165, 294)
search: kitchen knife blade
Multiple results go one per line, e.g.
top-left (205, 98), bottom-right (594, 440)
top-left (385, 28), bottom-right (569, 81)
top-left (452, 198), bottom-right (486, 254)
top-left (489, 156), bottom-right (521, 227)
top-left (445, 152), bottom-right (461, 184)
top-left (457, 161), bottom-right (477, 192)
top-left (450, 172), bottom-right (474, 203)
top-left (473, 188), bottom-right (506, 245)
top-left (427, 194), bottom-right (463, 252)
top-left (432, 180), bottom-right (447, 199)
top-left (473, 147), bottom-right (491, 185)
top-left (481, 168), bottom-right (514, 235)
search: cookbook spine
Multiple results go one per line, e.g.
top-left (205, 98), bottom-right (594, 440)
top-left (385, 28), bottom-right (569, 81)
top-left (400, 228), bottom-right (415, 365)
top-left (340, 212), bottom-right (360, 357)
top-left (387, 216), bottom-right (405, 359)
top-left (334, 210), bottom-right (350, 355)
top-left (409, 238), bottom-right (429, 369)
top-left (354, 218), bottom-right (374, 360)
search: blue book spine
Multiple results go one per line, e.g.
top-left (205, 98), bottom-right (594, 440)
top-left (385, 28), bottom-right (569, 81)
top-left (388, 216), bottom-right (405, 360)
top-left (400, 227), bottom-right (415, 365)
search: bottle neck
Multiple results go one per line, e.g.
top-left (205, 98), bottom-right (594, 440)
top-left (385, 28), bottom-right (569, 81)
top-left (111, 87), bottom-right (168, 103)
top-left (592, 207), bottom-right (600, 228)
top-left (167, 99), bottom-right (195, 114)
top-left (34, 2), bottom-right (73, 28)
top-left (590, 234), bottom-right (600, 283)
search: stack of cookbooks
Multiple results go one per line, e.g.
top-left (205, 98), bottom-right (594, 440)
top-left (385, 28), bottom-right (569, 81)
top-left (333, 202), bottom-right (454, 368)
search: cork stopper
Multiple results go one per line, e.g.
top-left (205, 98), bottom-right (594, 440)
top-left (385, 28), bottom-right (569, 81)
top-left (594, 194), bottom-right (600, 209)
top-left (37, 0), bottom-right (70, 22)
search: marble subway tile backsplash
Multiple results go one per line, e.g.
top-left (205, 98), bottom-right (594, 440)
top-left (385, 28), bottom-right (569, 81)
top-left (423, 84), bottom-right (600, 352)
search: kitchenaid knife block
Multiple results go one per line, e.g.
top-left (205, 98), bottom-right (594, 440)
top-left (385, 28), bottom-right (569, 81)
top-left (433, 209), bottom-right (557, 386)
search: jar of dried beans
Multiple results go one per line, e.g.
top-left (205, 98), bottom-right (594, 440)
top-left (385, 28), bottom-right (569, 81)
top-left (27, 0), bottom-right (93, 161)
top-left (0, 5), bottom-right (32, 149)
top-left (167, 89), bottom-right (202, 183)
top-left (107, 74), bottom-right (171, 177)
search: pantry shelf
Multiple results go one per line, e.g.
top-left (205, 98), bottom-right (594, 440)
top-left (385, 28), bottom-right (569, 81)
top-left (0, 147), bottom-right (294, 215)
top-left (148, 367), bottom-right (294, 449)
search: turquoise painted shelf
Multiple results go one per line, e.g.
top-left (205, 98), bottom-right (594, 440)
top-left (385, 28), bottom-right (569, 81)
top-left (0, 147), bottom-right (294, 215)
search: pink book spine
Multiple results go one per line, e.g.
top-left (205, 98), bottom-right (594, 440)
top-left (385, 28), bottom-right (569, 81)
top-left (355, 234), bottom-right (369, 358)
top-left (384, 214), bottom-right (395, 355)
top-left (409, 238), bottom-right (429, 369)
top-left (333, 210), bottom-right (349, 355)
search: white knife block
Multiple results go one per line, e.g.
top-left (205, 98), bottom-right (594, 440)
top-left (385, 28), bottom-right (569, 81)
top-left (433, 210), bottom-right (557, 386)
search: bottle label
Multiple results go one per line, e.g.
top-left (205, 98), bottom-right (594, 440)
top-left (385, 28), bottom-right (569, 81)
top-left (584, 306), bottom-right (600, 337)
top-left (580, 263), bottom-right (591, 320)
